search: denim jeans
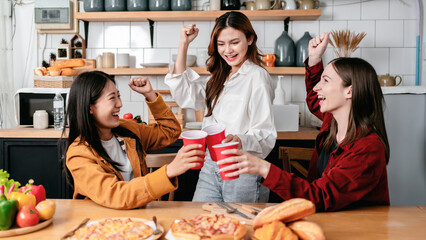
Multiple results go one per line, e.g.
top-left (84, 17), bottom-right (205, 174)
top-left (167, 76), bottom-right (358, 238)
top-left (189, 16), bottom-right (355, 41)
top-left (192, 152), bottom-right (269, 202)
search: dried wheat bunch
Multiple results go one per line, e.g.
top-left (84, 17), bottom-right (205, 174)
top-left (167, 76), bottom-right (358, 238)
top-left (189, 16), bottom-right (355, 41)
top-left (328, 30), bottom-right (366, 57)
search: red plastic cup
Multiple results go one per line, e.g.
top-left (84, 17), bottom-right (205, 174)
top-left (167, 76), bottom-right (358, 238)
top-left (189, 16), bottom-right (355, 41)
top-left (202, 123), bottom-right (226, 162)
top-left (181, 130), bottom-right (207, 170)
top-left (212, 142), bottom-right (239, 180)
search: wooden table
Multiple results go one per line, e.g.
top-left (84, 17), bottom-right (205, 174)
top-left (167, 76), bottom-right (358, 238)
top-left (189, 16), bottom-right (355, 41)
top-left (6, 200), bottom-right (426, 240)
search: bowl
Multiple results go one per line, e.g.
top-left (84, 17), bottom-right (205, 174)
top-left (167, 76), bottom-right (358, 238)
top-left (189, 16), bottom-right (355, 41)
top-left (172, 54), bottom-right (197, 67)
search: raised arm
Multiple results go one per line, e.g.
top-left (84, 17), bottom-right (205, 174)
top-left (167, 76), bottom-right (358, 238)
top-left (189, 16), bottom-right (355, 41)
top-left (174, 24), bottom-right (199, 74)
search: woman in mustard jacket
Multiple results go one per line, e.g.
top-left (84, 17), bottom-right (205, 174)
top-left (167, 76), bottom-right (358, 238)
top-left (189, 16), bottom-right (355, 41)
top-left (64, 71), bottom-right (204, 209)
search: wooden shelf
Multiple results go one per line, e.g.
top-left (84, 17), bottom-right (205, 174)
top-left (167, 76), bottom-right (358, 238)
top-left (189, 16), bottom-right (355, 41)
top-left (75, 9), bottom-right (321, 22)
top-left (75, 67), bottom-right (305, 75)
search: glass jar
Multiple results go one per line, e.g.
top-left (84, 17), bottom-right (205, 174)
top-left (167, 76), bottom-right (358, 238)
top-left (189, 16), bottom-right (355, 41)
top-left (171, 0), bottom-right (191, 11)
top-left (33, 110), bottom-right (49, 129)
top-left (84, 0), bottom-right (105, 12)
top-left (149, 0), bottom-right (170, 11)
top-left (127, 0), bottom-right (148, 11)
top-left (105, 0), bottom-right (126, 11)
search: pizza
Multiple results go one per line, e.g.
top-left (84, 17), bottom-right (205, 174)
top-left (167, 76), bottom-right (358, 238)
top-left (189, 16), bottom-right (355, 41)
top-left (72, 218), bottom-right (154, 240)
top-left (170, 214), bottom-right (247, 240)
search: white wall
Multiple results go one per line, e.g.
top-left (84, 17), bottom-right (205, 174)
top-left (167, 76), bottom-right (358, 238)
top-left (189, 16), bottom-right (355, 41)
top-left (11, 0), bottom-right (422, 125)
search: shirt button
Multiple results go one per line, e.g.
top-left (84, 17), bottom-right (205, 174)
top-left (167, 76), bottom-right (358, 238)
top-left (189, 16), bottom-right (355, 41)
top-left (329, 161), bottom-right (332, 165)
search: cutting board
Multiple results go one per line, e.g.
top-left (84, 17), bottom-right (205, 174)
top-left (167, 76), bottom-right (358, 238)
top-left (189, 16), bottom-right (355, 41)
top-left (201, 203), bottom-right (257, 225)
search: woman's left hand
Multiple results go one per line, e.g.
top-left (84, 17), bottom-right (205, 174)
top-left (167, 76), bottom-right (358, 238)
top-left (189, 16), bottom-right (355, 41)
top-left (216, 149), bottom-right (271, 179)
top-left (222, 134), bottom-right (242, 149)
top-left (128, 77), bottom-right (157, 102)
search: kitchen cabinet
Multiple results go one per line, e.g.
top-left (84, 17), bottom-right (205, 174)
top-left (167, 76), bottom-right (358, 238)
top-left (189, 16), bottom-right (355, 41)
top-left (0, 138), bottom-right (73, 199)
top-left (75, 9), bottom-right (321, 76)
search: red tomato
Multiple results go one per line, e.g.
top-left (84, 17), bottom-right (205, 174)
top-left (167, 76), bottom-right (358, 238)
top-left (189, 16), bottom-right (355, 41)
top-left (123, 113), bottom-right (133, 119)
top-left (16, 205), bottom-right (40, 228)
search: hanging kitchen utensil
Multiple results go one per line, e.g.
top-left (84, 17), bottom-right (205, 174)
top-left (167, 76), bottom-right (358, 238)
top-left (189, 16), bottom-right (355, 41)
top-left (148, 19), bottom-right (154, 48)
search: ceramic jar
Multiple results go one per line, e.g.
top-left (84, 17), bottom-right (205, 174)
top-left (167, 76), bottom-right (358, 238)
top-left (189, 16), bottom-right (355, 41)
top-left (84, 0), bottom-right (105, 11)
top-left (297, 0), bottom-right (320, 9)
top-left (127, 0), bottom-right (148, 10)
top-left (171, 0), bottom-right (191, 10)
top-left (149, 0), bottom-right (170, 10)
top-left (33, 110), bottom-right (49, 129)
top-left (221, 0), bottom-right (240, 10)
top-left (295, 31), bottom-right (311, 67)
top-left (274, 29), bottom-right (295, 66)
top-left (105, 0), bottom-right (126, 11)
top-left (102, 52), bottom-right (115, 68)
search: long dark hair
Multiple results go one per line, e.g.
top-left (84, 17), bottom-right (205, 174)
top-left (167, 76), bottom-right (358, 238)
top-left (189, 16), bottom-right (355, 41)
top-left (323, 58), bottom-right (390, 163)
top-left (205, 11), bottom-right (263, 117)
top-left (63, 71), bottom-right (144, 187)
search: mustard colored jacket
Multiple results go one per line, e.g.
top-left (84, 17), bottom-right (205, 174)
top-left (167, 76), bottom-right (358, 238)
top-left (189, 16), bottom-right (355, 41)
top-left (66, 94), bottom-right (181, 209)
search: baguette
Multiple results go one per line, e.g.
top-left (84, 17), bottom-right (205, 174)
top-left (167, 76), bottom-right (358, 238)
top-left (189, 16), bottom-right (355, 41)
top-left (288, 220), bottom-right (326, 240)
top-left (50, 59), bottom-right (85, 71)
top-left (253, 221), bottom-right (297, 240)
top-left (253, 198), bottom-right (315, 229)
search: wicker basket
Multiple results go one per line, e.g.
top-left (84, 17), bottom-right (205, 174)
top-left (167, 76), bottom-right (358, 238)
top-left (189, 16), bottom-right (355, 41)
top-left (34, 76), bottom-right (74, 88)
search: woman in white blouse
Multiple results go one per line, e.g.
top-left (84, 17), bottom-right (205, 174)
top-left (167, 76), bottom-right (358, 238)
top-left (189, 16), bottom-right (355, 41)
top-left (165, 11), bottom-right (276, 202)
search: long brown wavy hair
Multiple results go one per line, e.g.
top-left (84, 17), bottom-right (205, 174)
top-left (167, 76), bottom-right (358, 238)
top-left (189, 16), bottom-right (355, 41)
top-left (323, 57), bottom-right (390, 163)
top-left (205, 11), bottom-right (263, 117)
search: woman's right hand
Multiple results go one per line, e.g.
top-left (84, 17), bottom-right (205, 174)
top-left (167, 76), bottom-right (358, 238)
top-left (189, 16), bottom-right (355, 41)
top-left (180, 24), bottom-right (199, 46)
top-left (308, 32), bottom-right (330, 67)
top-left (166, 144), bottom-right (206, 178)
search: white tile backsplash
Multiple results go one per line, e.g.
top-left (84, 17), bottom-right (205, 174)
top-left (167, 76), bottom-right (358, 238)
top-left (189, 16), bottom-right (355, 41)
top-left (361, 0), bottom-right (388, 20)
top-left (361, 48), bottom-right (389, 75)
top-left (87, 22), bottom-right (104, 48)
top-left (264, 21), bottom-right (285, 48)
top-left (319, 21), bottom-right (348, 34)
top-left (292, 21), bottom-right (319, 42)
top-left (291, 76), bottom-right (306, 102)
top-left (347, 21), bottom-right (375, 47)
top-left (104, 22), bottom-right (131, 48)
top-left (143, 48), bottom-right (170, 63)
top-left (333, 0), bottom-right (361, 20)
top-left (318, 0), bottom-right (333, 21)
top-left (156, 22), bottom-right (182, 48)
top-left (390, 48), bottom-right (416, 75)
top-left (115, 76), bottom-right (131, 101)
top-left (404, 20), bottom-right (417, 47)
top-left (390, 0), bottom-right (417, 20)
top-left (130, 22), bottom-right (151, 48)
top-left (120, 101), bottom-right (146, 121)
top-left (376, 20), bottom-right (404, 47)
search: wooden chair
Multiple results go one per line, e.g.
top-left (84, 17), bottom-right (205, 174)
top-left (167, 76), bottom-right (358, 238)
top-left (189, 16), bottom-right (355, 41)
top-left (146, 153), bottom-right (177, 201)
top-left (279, 147), bottom-right (314, 178)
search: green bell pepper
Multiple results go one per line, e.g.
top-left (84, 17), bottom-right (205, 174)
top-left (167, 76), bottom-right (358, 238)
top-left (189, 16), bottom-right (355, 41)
top-left (0, 185), bottom-right (18, 230)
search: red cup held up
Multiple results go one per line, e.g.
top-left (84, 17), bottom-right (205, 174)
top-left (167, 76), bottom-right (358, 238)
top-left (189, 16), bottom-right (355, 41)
top-left (202, 123), bottom-right (226, 162)
top-left (181, 130), bottom-right (208, 170)
top-left (212, 142), bottom-right (239, 180)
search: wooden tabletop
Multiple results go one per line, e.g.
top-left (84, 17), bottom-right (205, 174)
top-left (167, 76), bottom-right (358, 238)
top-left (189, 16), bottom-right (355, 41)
top-left (0, 126), bottom-right (318, 140)
top-left (6, 200), bottom-right (426, 240)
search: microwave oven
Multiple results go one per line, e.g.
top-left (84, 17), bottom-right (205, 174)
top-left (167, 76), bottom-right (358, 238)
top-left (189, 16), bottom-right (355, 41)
top-left (15, 88), bottom-right (69, 126)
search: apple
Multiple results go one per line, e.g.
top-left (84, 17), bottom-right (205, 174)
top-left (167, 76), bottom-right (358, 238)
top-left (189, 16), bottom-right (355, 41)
top-left (123, 113), bottom-right (133, 120)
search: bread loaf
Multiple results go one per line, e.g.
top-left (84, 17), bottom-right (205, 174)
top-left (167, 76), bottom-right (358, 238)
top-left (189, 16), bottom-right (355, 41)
top-left (50, 59), bottom-right (85, 71)
top-left (60, 67), bottom-right (75, 76)
top-left (253, 221), bottom-right (298, 240)
top-left (253, 198), bottom-right (315, 229)
top-left (288, 220), bottom-right (326, 240)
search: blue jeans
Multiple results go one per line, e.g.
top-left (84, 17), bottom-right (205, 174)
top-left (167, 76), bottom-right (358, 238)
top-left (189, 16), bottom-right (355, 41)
top-left (192, 152), bottom-right (269, 202)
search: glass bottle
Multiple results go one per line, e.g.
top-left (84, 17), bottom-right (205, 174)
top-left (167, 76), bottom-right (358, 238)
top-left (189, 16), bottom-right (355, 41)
top-left (53, 93), bottom-right (65, 131)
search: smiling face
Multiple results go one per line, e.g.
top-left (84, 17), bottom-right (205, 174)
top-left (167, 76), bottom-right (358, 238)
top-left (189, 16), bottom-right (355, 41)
top-left (89, 80), bottom-right (122, 140)
top-left (217, 27), bottom-right (253, 72)
top-left (313, 63), bottom-right (352, 116)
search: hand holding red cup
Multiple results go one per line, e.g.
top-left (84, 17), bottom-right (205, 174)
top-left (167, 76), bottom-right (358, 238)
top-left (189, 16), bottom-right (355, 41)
top-left (202, 123), bottom-right (226, 162)
top-left (181, 130), bottom-right (207, 170)
top-left (212, 142), bottom-right (240, 180)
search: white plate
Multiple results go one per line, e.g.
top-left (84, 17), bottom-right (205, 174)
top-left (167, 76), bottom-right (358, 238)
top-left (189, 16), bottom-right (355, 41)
top-left (140, 63), bottom-right (169, 68)
top-left (185, 122), bottom-right (202, 130)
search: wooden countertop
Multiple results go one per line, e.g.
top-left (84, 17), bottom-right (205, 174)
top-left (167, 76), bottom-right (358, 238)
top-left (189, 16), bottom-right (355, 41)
top-left (5, 200), bottom-right (426, 240)
top-left (0, 126), bottom-right (318, 140)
